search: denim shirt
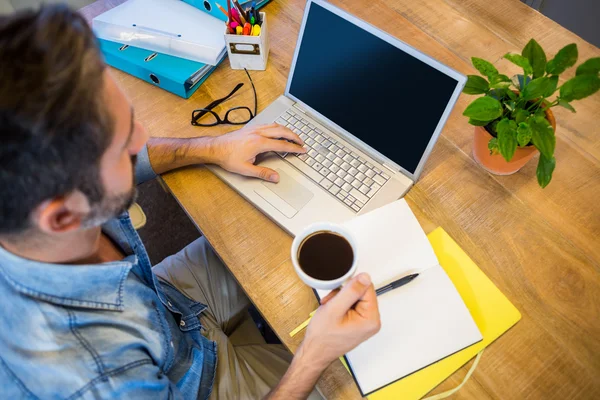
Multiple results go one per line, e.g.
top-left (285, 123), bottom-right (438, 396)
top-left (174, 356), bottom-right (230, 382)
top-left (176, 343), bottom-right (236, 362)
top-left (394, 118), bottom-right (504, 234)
top-left (0, 146), bottom-right (216, 399)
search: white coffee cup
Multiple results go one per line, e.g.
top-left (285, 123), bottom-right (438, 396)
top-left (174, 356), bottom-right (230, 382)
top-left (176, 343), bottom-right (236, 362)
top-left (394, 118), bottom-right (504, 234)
top-left (291, 222), bottom-right (358, 291)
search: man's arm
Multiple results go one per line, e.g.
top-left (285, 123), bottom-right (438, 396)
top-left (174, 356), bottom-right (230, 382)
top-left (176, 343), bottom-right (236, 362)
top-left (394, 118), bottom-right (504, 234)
top-left (145, 124), bottom-right (306, 183)
top-left (265, 345), bottom-right (327, 399)
top-left (266, 273), bottom-right (381, 399)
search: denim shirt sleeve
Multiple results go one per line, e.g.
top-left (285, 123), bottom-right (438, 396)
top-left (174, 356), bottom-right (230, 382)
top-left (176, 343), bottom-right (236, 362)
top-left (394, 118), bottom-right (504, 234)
top-left (135, 145), bottom-right (157, 185)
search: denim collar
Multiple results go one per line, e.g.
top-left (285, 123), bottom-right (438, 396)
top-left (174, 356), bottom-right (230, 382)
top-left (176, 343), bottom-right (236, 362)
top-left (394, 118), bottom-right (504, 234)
top-left (0, 218), bottom-right (136, 312)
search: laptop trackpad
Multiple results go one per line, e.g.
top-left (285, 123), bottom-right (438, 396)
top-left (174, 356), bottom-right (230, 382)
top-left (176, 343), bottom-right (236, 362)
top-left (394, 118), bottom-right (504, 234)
top-left (255, 169), bottom-right (314, 219)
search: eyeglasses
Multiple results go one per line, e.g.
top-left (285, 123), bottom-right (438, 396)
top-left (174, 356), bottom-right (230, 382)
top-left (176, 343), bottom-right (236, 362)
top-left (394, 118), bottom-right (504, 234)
top-left (191, 69), bottom-right (257, 127)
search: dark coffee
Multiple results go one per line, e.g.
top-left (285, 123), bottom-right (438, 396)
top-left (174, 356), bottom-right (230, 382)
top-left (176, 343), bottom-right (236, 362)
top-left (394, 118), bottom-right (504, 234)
top-left (298, 231), bottom-right (354, 280)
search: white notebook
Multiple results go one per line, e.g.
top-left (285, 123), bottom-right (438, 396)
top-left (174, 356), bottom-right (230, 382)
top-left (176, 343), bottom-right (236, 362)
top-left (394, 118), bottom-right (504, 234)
top-left (93, 0), bottom-right (227, 65)
top-left (316, 200), bottom-right (482, 396)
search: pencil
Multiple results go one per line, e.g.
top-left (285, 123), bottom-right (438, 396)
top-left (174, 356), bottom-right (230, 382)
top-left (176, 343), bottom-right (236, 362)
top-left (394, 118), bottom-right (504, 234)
top-left (233, 0), bottom-right (248, 21)
top-left (289, 311), bottom-right (316, 337)
top-left (237, 8), bottom-right (247, 25)
top-left (231, 7), bottom-right (246, 26)
top-left (215, 2), bottom-right (229, 19)
top-left (226, 0), bottom-right (232, 24)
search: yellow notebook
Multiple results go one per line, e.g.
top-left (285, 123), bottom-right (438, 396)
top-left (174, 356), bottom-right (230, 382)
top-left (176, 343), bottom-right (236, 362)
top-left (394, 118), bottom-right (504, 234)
top-left (365, 227), bottom-right (521, 399)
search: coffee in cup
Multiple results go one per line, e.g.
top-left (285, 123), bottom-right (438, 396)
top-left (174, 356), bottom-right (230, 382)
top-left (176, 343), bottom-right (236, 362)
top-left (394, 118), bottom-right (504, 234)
top-left (298, 231), bottom-right (354, 281)
top-left (291, 222), bottom-right (358, 290)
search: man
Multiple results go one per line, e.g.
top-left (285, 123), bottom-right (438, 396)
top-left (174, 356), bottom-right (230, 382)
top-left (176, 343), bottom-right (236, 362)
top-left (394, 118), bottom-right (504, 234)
top-left (0, 5), bottom-right (381, 400)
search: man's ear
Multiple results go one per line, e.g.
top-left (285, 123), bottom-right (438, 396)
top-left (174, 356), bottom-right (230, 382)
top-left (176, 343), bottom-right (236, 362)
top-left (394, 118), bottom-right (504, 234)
top-left (34, 191), bottom-right (92, 235)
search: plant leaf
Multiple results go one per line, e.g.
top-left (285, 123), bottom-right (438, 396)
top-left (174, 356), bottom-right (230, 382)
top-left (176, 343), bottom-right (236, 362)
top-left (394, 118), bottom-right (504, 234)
top-left (463, 75), bottom-right (489, 94)
top-left (522, 77), bottom-right (553, 100)
top-left (472, 57), bottom-right (498, 79)
top-left (557, 99), bottom-right (576, 113)
top-left (490, 74), bottom-right (512, 89)
top-left (513, 109), bottom-right (530, 124)
top-left (522, 39), bottom-right (547, 79)
top-left (560, 74), bottom-right (600, 101)
top-left (543, 75), bottom-right (559, 97)
top-left (489, 120), bottom-right (500, 134)
top-left (511, 75), bottom-right (520, 88)
top-left (534, 108), bottom-right (546, 118)
top-left (516, 122), bottom-right (532, 147)
top-left (506, 89), bottom-right (517, 100)
top-left (490, 81), bottom-right (512, 89)
top-left (488, 137), bottom-right (499, 155)
top-left (546, 43), bottom-right (578, 75)
top-left (504, 53), bottom-right (533, 76)
top-left (488, 88), bottom-right (507, 101)
top-left (496, 118), bottom-right (518, 161)
top-left (576, 57), bottom-right (600, 76)
top-left (463, 96), bottom-right (503, 121)
top-left (491, 74), bottom-right (511, 83)
top-left (468, 118), bottom-right (489, 126)
top-left (512, 74), bottom-right (532, 91)
top-left (536, 153), bottom-right (556, 188)
top-left (530, 116), bottom-right (555, 158)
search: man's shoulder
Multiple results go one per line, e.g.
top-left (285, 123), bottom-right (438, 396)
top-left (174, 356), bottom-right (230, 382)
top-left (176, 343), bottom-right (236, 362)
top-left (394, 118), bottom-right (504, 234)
top-left (0, 291), bottom-right (94, 398)
top-left (0, 276), bottom-right (163, 399)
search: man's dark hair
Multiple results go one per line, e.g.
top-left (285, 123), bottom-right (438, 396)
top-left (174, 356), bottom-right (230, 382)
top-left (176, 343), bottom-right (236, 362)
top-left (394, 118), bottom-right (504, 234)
top-left (0, 5), bottom-right (113, 235)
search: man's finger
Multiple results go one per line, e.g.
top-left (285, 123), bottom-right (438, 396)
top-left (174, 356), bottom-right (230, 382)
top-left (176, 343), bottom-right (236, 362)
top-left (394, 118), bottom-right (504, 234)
top-left (238, 163), bottom-right (279, 183)
top-left (324, 273), bottom-right (372, 317)
top-left (259, 125), bottom-right (304, 146)
top-left (261, 138), bottom-right (307, 154)
top-left (319, 289), bottom-right (340, 305)
top-left (354, 282), bottom-right (380, 322)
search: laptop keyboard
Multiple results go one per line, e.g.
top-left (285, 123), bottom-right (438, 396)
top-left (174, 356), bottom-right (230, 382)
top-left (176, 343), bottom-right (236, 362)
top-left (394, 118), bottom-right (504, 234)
top-left (275, 108), bottom-right (390, 212)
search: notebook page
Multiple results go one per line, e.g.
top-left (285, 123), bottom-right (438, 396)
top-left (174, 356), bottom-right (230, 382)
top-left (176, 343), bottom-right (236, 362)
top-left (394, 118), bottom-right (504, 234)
top-left (347, 265), bottom-right (482, 394)
top-left (314, 200), bottom-right (482, 395)
top-left (316, 199), bottom-right (438, 301)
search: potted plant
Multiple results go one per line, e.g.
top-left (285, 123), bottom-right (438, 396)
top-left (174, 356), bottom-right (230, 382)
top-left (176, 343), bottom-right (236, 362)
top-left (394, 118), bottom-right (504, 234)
top-left (462, 39), bottom-right (600, 187)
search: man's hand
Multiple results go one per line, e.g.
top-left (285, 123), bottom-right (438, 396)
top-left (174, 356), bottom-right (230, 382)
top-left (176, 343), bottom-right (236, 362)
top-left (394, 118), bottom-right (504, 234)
top-left (265, 273), bottom-right (380, 399)
top-left (301, 272), bottom-right (381, 369)
top-left (211, 123), bottom-right (306, 183)
top-left (146, 123), bottom-right (305, 178)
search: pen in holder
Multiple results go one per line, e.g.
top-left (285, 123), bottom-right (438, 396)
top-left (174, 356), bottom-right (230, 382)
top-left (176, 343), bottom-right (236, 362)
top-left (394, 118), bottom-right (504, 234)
top-left (224, 12), bottom-right (269, 71)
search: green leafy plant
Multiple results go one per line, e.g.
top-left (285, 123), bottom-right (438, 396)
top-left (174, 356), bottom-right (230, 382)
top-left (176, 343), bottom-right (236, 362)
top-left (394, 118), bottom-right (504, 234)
top-left (462, 39), bottom-right (600, 187)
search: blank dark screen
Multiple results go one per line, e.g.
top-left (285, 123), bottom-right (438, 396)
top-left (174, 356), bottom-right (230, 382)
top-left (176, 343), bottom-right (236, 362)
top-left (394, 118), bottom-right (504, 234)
top-left (289, 3), bottom-right (459, 174)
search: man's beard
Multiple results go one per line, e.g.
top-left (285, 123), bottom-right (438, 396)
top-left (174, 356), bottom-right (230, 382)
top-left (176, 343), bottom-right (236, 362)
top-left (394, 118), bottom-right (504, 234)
top-left (81, 155), bottom-right (138, 228)
top-left (82, 186), bottom-right (137, 228)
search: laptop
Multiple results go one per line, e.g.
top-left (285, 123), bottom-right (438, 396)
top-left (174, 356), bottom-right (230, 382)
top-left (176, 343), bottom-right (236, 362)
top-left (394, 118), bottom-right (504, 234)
top-left (208, 0), bottom-right (466, 235)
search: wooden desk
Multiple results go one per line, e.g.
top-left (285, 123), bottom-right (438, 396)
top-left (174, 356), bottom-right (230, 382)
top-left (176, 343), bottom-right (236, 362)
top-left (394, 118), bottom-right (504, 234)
top-left (81, 1), bottom-right (600, 398)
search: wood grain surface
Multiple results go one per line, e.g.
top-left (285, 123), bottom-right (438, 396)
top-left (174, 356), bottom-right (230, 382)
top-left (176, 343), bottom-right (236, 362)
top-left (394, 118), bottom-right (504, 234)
top-left (81, 1), bottom-right (600, 398)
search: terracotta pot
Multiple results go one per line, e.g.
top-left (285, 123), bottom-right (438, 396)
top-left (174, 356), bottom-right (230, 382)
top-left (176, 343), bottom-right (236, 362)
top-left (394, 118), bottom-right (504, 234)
top-left (472, 107), bottom-right (556, 175)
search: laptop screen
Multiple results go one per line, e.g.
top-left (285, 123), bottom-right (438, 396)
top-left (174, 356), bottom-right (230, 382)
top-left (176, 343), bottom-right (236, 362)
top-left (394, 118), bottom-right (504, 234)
top-left (288, 2), bottom-right (460, 175)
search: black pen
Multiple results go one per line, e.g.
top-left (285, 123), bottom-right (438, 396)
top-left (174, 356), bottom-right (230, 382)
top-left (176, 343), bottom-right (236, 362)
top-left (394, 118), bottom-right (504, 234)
top-left (375, 273), bottom-right (419, 296)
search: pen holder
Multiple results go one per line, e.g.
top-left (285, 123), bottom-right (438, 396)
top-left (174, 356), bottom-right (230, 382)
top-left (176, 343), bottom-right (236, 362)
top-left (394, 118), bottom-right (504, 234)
top-left (224, 12), bottom-right (269, 71)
